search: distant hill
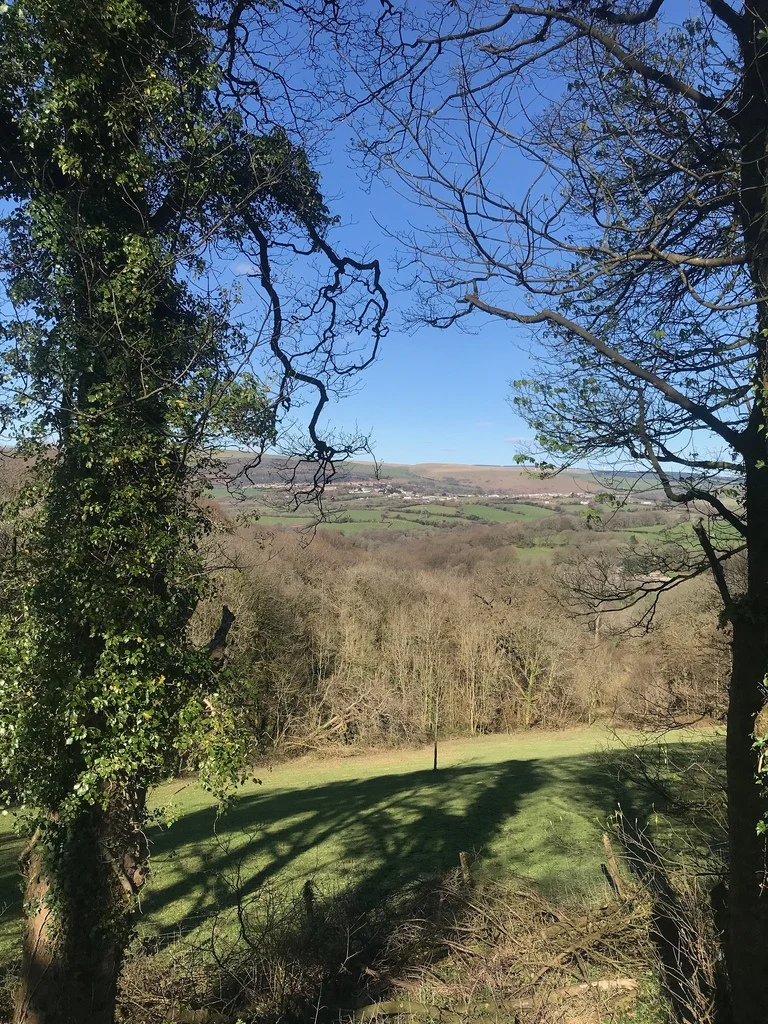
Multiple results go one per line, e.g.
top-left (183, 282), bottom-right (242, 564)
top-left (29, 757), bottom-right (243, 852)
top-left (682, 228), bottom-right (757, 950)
top-left (215, 452), bottom-right (651, 498)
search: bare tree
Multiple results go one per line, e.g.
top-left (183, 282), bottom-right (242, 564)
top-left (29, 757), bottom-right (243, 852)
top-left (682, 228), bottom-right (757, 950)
top-left (323, 2), bottom-right (768, 1019)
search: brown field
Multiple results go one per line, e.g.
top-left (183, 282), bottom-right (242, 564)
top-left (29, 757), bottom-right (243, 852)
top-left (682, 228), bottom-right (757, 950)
top-left (405, 463), bottom-right (599, 494)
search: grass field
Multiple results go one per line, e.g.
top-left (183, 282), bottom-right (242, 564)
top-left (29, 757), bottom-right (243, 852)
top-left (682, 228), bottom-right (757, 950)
top-left (463, 502), bottom-right (555, 521)
top-left (0, 728), bottom-right (719, 959)
top-left (400, 504), bottom-right (461, 518)
top-left (242, 501), bottom-right (560, 535)
top-left (514, 545), bottom-right (556, 560)
top-left (146, 729), bottom-right (642, 933)
top-left (0, 729), bottom-right (699, 956)
top-left (324, 518), bottom-right (430, 533)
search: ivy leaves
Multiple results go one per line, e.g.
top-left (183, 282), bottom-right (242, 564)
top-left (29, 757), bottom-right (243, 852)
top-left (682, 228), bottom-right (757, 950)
top-left (0, 0), bottom-right (323, 822)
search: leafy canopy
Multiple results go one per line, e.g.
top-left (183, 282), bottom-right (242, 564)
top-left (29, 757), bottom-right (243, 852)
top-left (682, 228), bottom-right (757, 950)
top-left (0, 0), bottom-right (381, 821)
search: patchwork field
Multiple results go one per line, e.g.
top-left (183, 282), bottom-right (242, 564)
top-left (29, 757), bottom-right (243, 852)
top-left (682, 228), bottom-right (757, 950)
top-left (462, 502), bottom-right (554, 522)
top-left (210, 495), bottom-right (573, 537)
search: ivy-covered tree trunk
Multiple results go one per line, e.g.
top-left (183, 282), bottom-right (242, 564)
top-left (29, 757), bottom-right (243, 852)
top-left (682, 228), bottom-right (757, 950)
top-left (14, 811), bottom-right (133, 1024)
top-left (0, 2), bottom-right (384, 1021)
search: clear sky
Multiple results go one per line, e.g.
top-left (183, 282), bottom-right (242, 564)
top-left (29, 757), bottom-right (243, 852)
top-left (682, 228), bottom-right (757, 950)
top-left (284, 155), bottom-right (537, 467)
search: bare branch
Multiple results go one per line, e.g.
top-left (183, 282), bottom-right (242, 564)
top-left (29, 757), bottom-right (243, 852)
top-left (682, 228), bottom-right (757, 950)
top-left (693, 519), bottom-right (733, 608)
top-left (701, 0), bottom-right (746, 40)
top-left (463, 291), bottom-right (746, 453)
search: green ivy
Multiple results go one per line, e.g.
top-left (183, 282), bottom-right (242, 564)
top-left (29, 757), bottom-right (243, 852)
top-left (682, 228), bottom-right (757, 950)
top-left (0, 0), bottom-right (339, 992)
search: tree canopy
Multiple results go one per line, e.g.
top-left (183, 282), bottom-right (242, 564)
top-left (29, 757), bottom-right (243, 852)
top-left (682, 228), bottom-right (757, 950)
top-left (0, 2), bottom-right (385, 1020)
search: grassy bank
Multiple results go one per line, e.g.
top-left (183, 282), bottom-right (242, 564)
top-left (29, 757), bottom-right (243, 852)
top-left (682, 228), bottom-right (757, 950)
top-left (0, 727), bottom-right (719, 956)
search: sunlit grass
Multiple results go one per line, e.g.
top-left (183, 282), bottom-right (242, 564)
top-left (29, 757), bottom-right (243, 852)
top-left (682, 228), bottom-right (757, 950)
top-left (0, 727), bottom-right (719, 955)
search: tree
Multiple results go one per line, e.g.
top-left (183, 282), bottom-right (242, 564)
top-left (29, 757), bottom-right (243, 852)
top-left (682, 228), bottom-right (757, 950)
top-left (0, 2), bottom-right (385, 1021)
top-left (336, 1), bottom-right (768, 1019)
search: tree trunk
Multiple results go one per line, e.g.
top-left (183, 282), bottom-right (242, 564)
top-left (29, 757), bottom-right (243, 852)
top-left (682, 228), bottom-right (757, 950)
top-left (13, 809), bottom-right (137, 1024)
top-left (724, 379), bottom-right (768, 1017)
top-left (725, 615), bottom-right (768, 1023)
top-left (731, 4), bottom-right (768, 1013)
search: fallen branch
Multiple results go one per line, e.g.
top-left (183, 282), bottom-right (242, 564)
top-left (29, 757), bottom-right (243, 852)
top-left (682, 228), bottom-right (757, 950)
top-left (354, 978), bottom-right (638, 1020)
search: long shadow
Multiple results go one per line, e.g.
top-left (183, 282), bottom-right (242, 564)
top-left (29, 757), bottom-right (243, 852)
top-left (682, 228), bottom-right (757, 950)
top-left (1, 739), bottom-right (725, 1019)
top-left (0, 742), bottom-right (721, 934)
top-left (141, 742), bottom-right (686, 932)
top-left (0, 830), bottom-right (21, 929)
top-left (142, 757), bottom-right (547, 926)
top-left (132, 748), bottom-right (663, 1019)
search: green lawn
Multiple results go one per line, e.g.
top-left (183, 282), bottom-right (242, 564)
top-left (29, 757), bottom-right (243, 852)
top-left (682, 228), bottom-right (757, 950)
top-left (513, 544), bottom-right (555, 560)
top-left (399, 504), bottom-right (461, 518)
top-left (0, 826), bottom-right (18, 957)
top-left (242, 508), bottom-right (434, 534)
top-left (328, 509), bottom-right (386, 522)
top-left (215, 498), bottom-right (562, 533)
top-left (320, 518), bottom-right (429, 534)
top-left (253, 514), bottom-right (316, 527)
top-left (0, 728), bottom-right (718, 954)
top-left (499, 503), bottom-right (556, 518)
top-left (462, 503), bottom-right (553, 522)
top-left (139, 730), bottom-right (634, 939)
top-left (391, 513), bottom-right (453, 527)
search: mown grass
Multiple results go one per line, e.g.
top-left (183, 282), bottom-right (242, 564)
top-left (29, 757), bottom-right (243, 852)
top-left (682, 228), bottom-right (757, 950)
top-left (328, 509), bottom-right (386, 522)
top-left (220, 497), bottom-right (561, 533)
top-left (138, 728), bottom-right (719, 943)
top-left (253, 514), bottom-right (316, 527)
top-left (322, 519), bottom-right (430, 533)
top-left (249, 507), bottom-right (437, 534)
top-left (0, 827), bottom-right (18, 959)
top-left (138, 730), bottom-right (640, 940)
top-left (0, 728), bottom-right (719, 957)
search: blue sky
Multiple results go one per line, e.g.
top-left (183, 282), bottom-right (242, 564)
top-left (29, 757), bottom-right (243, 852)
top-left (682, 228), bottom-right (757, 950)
top-left (203, 0), bottom-right (721, 472)
top-left (285, 156), bottom-right (537, 466)
top-left (275, 0), bottom-right (717, 468)
top-left (268, 0), bottom-right (712, 468)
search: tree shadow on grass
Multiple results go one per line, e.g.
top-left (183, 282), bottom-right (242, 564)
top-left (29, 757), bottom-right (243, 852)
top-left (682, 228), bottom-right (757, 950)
top-left (0, 739), bottom-right (725, 1019)
top-left (0, 830), bottom-right (21, 926)
top-left (143, 756), bottom-right (546, 929)
top-left (130, 747), bottom-right (682, 1020)
top-left (140, 742), bottom-right (694, 936)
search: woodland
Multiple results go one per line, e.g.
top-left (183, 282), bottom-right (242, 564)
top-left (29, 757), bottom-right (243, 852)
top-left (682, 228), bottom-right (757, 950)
top-left (0, 2), bottom-right (766, 1024)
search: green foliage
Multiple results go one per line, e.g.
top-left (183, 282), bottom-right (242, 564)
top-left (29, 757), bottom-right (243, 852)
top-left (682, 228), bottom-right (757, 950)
top-left (0, 3), bottom-right (388, 1005)
top-left (0, 0), bottom-right (329, 829)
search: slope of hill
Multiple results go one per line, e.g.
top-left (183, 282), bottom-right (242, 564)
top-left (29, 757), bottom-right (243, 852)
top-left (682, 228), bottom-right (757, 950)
top-left (215, 452), bottom-right (615, 498)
